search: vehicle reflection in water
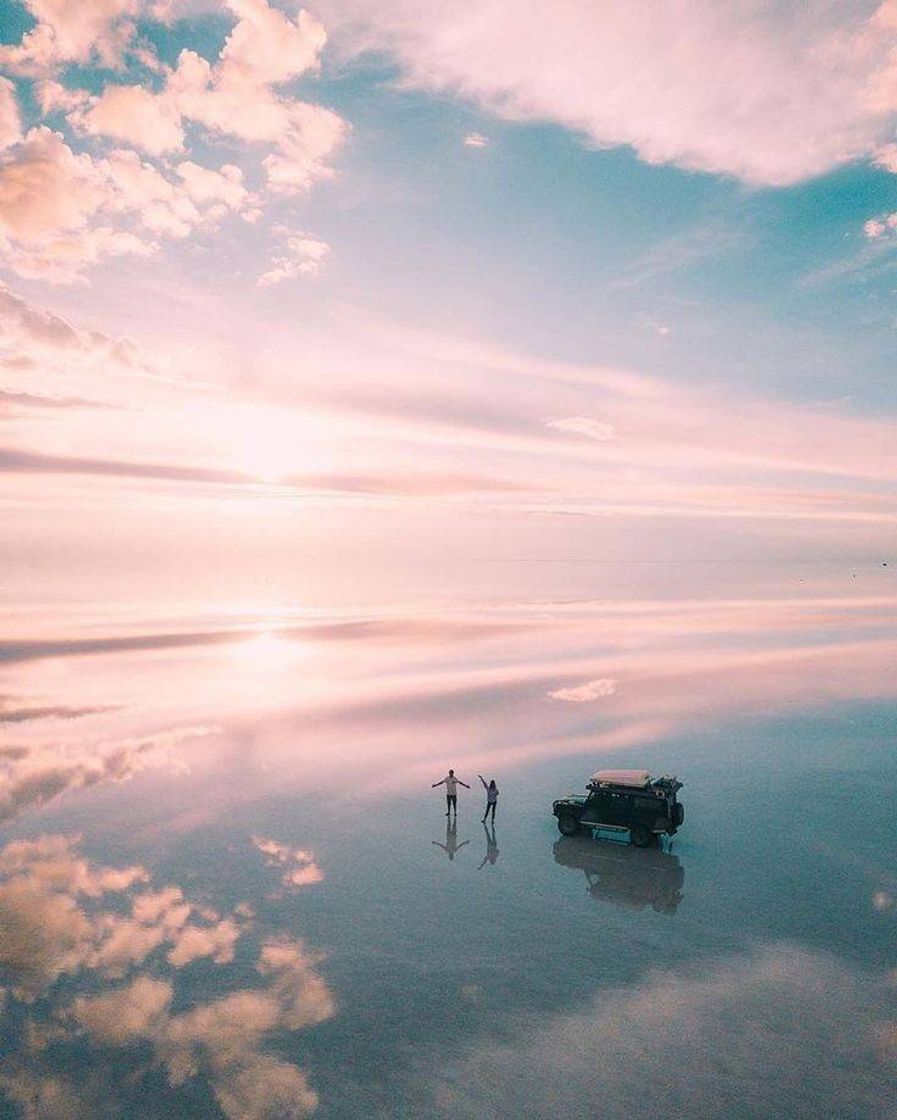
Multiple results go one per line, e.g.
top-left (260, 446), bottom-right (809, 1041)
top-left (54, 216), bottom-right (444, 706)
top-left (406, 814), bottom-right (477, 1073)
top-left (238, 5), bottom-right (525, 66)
top-left (553, 836), bottom-right (685, 915)
top-left (432, 818), bottom-right (470, 861)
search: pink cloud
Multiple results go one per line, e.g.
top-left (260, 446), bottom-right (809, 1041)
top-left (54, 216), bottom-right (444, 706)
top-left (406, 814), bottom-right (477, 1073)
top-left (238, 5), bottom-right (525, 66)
top-left (251, 836), bottom-right (325, 890)
top-left (257, 234), bottom-right (330, 286)
top-left (0, 0), bottom-right (140, 75)
top-left (0, 78), bottom-right (21, 150)
top-left (0, 0), bottom-right (347, 280)
top-left (168, 7), bottom-right (347, 195)
top-left (324, 0), bottom-right (897, 185)
top-left (0, 129), bottom-right (257, 280)
top-left (79, 84), bottom-right (186, 155)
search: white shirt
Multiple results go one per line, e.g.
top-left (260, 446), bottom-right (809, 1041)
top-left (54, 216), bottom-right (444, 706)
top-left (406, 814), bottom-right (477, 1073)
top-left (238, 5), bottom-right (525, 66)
top-left (443, 774), bottom-right (458, 795)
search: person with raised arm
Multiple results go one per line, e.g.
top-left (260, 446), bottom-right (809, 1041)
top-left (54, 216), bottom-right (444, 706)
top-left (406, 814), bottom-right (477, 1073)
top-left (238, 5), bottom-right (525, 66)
top-left (432, 768), bottom-right (469, 817)
top-left (478, 774), bottom-right (499, 823)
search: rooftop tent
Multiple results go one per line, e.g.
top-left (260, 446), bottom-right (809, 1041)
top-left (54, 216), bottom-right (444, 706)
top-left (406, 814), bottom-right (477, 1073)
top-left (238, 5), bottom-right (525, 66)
top-left (589, 769), bottom-right (651, 788)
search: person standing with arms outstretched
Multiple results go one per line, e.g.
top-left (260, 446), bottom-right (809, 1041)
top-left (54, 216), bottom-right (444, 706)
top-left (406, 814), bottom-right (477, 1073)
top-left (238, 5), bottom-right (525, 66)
top-left (479, 774), bottom-right (498, 823)
top-left (432, 769), bottom-right (469, 816)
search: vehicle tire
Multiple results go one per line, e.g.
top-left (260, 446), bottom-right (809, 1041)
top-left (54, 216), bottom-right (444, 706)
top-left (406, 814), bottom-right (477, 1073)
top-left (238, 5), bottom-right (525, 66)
top-left (674, 803), bottom-right (684, 827)
top-left (557, 813), bottom-right (581, 837)
top-left (629, 824), bottom-right (652, 847)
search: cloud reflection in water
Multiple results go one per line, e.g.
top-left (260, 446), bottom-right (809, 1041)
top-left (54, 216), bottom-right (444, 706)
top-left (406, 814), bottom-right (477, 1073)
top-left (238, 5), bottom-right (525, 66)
top-left (0, 834), bottom-right (334, 1119)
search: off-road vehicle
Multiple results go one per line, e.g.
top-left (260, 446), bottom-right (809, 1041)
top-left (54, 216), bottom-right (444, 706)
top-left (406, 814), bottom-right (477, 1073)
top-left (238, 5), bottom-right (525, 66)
top-left (551, 769), bottom-right (684, 846)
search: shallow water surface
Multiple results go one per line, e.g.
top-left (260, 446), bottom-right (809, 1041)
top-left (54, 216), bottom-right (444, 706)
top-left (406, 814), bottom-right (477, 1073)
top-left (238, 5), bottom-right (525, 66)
top-left (1, 590), bottom-right (895, 1119)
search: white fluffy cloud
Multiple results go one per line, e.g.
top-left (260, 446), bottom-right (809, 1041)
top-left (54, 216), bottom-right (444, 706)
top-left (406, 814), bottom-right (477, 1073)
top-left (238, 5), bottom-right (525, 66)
top-left (62, 1), bottom-right (346, 186)
top-left (252, 835), bottom-right (325, 888)
top-left (326, 0), bottom-right (897, 186)
top-left (0, 834), bottom-right (252, 999)
top-left (864, 211), bottom-right (897, 238)
top-left (0, 0), bottom-right (140, 74)
top-left (0, 719), bottom-right (214, 825)
top-left (546, 417), bottom-right (617, 442)
top-left (0, 833), bottom-right (333, 1120)
top-left (430, 946), bottom-right (897, 1118)
top-left (548, 677), bottom-right (617, 703)
top-left (167, 2), bottom-right (346, 193)
top-left (463, 132), bottom-right (488, 149)
top-left (257, 234), bottom-right (330, 286)
top-left (0, 281), bottom-right (215, 402)
top-left (0, 77), bottom-right (21, 150)
top-left (0, 0), bottom-right (347, 282)
top-left (79, 84), bottom-right (186, 155)
top-left (0, 127), bottom-right (257, 281)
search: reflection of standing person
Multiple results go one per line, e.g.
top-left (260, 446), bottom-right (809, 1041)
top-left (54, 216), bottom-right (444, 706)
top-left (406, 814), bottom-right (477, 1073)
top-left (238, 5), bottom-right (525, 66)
top-left (478, 821), bottom-right (499, 869)
top-left (432, 818), bottom-right (469, 861)
top-left (478, 774), bottom-right (498, 823)
top-left (432, 769), bottom-right (470, 817)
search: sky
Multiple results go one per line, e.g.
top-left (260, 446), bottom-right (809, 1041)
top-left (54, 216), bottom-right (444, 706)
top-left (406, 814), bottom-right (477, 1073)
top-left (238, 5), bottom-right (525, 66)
top-left (0, 0), bottom-right (896, 620)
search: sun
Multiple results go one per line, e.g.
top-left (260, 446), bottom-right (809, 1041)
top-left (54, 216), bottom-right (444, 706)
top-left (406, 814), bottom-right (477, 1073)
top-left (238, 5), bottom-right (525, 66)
top-left (233, 407), bottom-right (309, 483)
top-left (234, 629), bottom-right (305, 673)
top-left (201, 402), bottom-right (330, 484)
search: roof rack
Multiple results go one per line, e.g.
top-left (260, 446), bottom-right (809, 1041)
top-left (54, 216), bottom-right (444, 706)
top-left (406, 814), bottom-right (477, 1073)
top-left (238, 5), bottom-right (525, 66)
top-left (589, 769), bottom-right (651, 789)
top-left (587, 770), bottom-right (682, 795)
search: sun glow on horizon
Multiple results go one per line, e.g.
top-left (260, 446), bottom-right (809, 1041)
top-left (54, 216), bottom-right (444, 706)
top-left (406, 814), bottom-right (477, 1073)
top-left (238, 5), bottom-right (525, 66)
top-left (234, 629), bottom-right (309, 675)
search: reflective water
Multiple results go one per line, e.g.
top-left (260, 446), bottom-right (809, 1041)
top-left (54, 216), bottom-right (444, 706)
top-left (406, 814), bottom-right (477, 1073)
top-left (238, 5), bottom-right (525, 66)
top-left (1, 587), bottom-right (895, 1119)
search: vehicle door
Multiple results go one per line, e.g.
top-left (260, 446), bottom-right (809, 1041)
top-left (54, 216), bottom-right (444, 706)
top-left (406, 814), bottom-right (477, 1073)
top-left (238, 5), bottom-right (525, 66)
top-left (607, 791), bottom-right (633, 827)
top-left (581, 790), bottom-right (611, 826)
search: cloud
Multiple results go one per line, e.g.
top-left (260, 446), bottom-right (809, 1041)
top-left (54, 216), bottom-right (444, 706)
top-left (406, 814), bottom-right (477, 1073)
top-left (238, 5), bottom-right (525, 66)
top-left (0, 284), bottom-right (82, 349)
top-left (65, 942), bottom-right (327, 1115)
top-left (864, 212), bottom-right (897, 239)
top-left (252, 836), bottom-right (324, 889)
top-left (167, 918), bottom-right (241, 966)
top-left (0, 388), bottom-right (110, 411)
top-left (0, 127), bottom-right (154, 281)
top-left (0, 129), bottom-right (260, 280)
top-left (177, 160), bottom-right (247, 208)
top-left (0, 724), bottom-right (213, 824)
top-left (548, 677), bottom-right (617, 703)
top-left (327, 0), bottom-right (897, 185)
top-left (149, 938), bottom-right (333, 1120)
top-left (0, 0), bottom-right (347, 281)
top-left (0, 832), bottom-right (333, 1119)
top-left (0, 0), bottom-right (140, 75)
top-left (428, 946), bottom-right (897, 1119)
top-left (78, 84), bottom-right (186, 155)
top-left (165, 2), bottom-right (346, 193)
top-left (0, 614), bottom-right (526, 667)
top-left (0, 446), bottom-right (251, 484)
top-left (0, 835), bottom-right (147, 999)
top-left (0, 446), bottom-right (525, 501)
top-left (463, 132), bottom-right (488, 148)
top-left (71, 974), bottom-right (173, 1040)
top-left (0, 698), bottom-right (112, 723)
top-left (875, 143), bottom-right (897, 172)
top-left (546, 417), bottom-right (617, 441)
top-left (0, 78), bottom-right (21, 150)
top-left (257, 234), bottom-right (330, 286)
top-left (0, 127), bottom-right (111, 244)
top-left (0, 282), bottom-right (212, 403)
top-left (0, 834), bottom-right (248, 998)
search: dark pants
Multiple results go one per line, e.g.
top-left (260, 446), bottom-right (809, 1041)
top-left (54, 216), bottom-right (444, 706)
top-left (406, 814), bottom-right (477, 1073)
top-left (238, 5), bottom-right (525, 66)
top-left (483, 801), bottom-right (496, 821)
top-left (446, 794), bottom-right (457, 813)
